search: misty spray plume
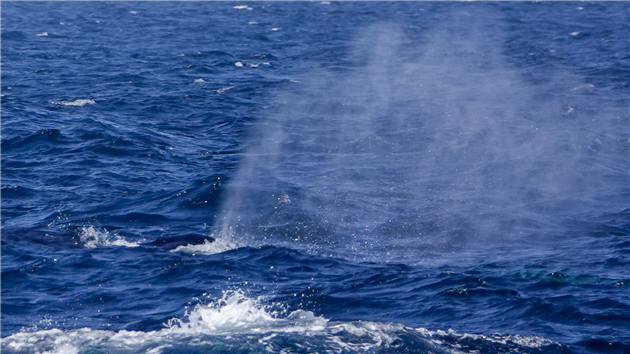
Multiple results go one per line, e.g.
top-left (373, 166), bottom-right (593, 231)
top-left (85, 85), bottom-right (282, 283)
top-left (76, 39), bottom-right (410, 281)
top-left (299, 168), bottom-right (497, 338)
top-left (214, 7), bottom-right (629, 261)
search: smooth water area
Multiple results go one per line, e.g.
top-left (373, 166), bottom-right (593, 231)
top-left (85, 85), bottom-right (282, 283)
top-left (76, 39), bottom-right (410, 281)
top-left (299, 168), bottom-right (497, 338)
top-left (2, 2), bottom-right (629, 354)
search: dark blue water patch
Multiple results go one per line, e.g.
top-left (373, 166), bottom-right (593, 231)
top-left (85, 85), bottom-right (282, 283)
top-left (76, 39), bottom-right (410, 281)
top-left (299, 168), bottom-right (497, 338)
top-left (578, 339), bottom-right (630, 354)
top-left (1, 30), bottom-right (27, 41)
top-left (0, 128), bottom-right (68, 154)
top-left (0, 185), bottom-right (39, 200)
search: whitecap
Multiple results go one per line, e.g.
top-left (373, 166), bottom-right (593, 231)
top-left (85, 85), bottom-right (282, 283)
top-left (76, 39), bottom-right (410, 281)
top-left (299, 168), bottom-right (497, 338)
top-left (1, 291), bottom-right (327, 353)
top-left (216, 85), bottom-right (235, 93)
top-left (167, 291), bottom-right (328, 335)
top-left (571, 83), bottom-right (595, 91)
top-left (50, 99), bottom-right (96, 107)
top-left (570, 31), bottom-right (580, 36)
top-left (79, 226), bottom-right (139, 248)
top-left (170, 237), bottom-right (238, 255)
top-left (417, 328), bottom-right (554, 349)
top-left (36, 32), bottom-right (48, 37)
top-left (2, 291), bottom-right (563, 354)
top-left (233, 5), bottom-right (253, 10)
top-left (234, 61), bottom-right (244, 67)
top-left (194, 78), bottom-right (205, 83)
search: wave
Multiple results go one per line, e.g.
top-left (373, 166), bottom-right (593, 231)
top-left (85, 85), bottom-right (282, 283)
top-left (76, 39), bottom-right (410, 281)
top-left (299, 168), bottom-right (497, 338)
top-left (78, 226), bottom-right (140, 248)
top-left (169, 236), bottom-right (239, 254)
top-left (50, 99), bottom-right (96, 107)
top-left (2, 291), bottom-right (567, 354)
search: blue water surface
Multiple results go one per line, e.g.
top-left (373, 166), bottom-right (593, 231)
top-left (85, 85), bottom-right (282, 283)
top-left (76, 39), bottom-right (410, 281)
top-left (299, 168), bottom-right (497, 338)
top-left (2, 2), bottom-right (629, 353)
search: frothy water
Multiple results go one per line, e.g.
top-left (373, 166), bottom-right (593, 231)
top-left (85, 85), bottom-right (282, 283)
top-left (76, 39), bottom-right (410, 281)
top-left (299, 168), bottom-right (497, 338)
top-left (170, 237), bottom-right (238, 255)
top-left (50, 99), bottom-right (96, 107)
top-left (166, 291), bottom-right (327, 334)
top-left (1, 291), bottom-right (564, 354)
top-left (79, 226), bottom-right (140, 248)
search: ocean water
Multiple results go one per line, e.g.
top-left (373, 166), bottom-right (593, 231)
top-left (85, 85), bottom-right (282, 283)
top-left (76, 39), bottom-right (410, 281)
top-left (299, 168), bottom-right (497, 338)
top-left (2, 2), bottom-right (629, 354)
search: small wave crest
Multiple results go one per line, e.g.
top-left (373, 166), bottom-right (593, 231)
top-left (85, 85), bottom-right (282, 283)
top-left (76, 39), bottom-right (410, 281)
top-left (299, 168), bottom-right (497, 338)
top-left (79, 226), bottom-right (139, 248)
top-left (169, 235), bottom-right (238, 255)
top-left (50, 99), bottom-right (96, 107)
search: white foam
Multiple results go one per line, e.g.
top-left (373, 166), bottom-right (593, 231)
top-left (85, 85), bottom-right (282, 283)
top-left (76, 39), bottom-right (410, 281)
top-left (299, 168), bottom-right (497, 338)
top-left (170, 237), bottom-right (238, 255)
top-left (416, 327), bottom-right (554, 348)
top-left (167, 291), bottom-right (327, 335)
top-left (2, 291), bottom-right (561, 353)
top-left (216, 85), bottom-right (235, 93)
top-left (233, 5), bottom-right (253, 10)
top-left (571, 83), bottom-right (595, 91)
top-left (194, 78), bottom-right (205, 83)
top-left (1, 292), bottom-right (326, 353)
top-left (50, 99), bottom-right (96, 107)
top-left (36, 32), bottom-right (48, 37)
top-left (79, 226), bottom-right (139, 248)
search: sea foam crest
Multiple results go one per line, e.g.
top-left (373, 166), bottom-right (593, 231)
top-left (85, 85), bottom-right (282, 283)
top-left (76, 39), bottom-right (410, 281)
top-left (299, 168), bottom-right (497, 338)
top-left (170, 236), bottom-right (238, 255)
top-left (1, 291), bottom-right (562, 354)
top-left (50, 99), bottom-right (96, 107)
top-left (79, 226), bottom-right (139, 248)
top-left (1, 291), bottom-right (327, 354)
top-left (167, 290), bottom-right (327, 334)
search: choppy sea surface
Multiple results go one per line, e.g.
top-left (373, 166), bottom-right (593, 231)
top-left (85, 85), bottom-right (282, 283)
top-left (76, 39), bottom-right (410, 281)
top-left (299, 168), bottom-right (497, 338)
top-left (2, 2), bottom-right (629, 354)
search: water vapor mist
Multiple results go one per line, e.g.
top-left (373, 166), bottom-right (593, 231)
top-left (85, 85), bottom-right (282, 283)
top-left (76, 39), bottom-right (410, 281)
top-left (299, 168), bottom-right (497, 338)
top-left (214, 7), bottom-right (629, 260)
